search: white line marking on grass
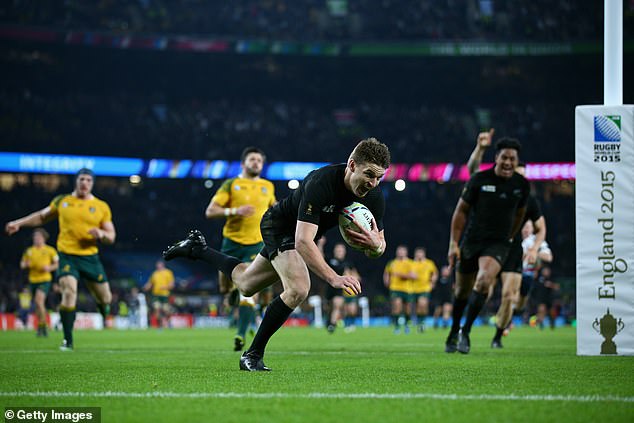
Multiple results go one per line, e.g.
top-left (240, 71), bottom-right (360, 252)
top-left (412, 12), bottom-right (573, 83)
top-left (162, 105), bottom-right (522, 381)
top-left (0, 392), bottom-right (632, 403)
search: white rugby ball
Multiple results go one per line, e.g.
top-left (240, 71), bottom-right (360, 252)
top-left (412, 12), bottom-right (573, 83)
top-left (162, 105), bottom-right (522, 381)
top-left (338, 202), bottom-right (374, 250)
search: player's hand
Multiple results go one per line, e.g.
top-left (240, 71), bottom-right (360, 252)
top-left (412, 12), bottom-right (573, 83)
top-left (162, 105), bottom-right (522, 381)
top-left (447, 241), bottom-right (460, 270)
top-left (236, 205), bottom-right (255, 217)
top-left (5, 221), bottom-right (20, 236)
top-left (476, 128), bottom-right (495, 149)
top-left (88, 227), bottom-right (104, 241)
top-left (330, 274), bottom-right (361, 296)
top-left (523, 247), bottom-right (538, 265)
top-left (345, 218), bottom-right (381, 251)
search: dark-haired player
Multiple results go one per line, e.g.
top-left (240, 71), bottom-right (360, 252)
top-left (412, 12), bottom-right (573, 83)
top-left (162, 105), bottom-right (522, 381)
top-left (6, 168), bottom-right (116, 350)
top-left (446, 138), bottom-right (529, 354)
top-left (466, 130), bottom-right (549, 348)
top-left (164, 138), bottom-right (390, 370)
top-left (204, 146), bottom-right (276, 351)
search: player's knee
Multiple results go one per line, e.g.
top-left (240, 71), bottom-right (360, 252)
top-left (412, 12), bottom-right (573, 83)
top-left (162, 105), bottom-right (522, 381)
top-left (100, 290), bottom-right (112, 304)
top-left (283, 284), bottom-right (309, 306)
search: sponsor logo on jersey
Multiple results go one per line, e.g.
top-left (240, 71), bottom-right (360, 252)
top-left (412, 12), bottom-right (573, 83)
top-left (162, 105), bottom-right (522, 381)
top-left (481, 185), bottom-right (496, 192)
top-left (322, 205), bottom-right (336, 213)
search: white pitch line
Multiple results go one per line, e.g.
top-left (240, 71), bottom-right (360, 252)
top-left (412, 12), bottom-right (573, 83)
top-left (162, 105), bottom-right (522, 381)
top-left (0, 391), bottom-right (632, 403)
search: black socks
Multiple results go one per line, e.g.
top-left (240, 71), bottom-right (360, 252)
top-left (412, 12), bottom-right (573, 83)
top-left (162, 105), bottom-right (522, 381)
top-left (246, 296), bottom-right (294, 357)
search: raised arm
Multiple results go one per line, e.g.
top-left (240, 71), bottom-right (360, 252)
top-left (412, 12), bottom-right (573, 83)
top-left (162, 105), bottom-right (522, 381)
top-left (467, 128), bottom-right (494, 176)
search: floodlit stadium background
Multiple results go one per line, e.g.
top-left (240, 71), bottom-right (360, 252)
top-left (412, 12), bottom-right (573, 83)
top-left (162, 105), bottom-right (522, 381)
top-left (1, 1), bottom-right (633, 327)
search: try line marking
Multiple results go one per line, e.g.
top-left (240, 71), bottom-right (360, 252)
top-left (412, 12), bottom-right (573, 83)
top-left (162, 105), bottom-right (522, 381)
top-left (0, 392), bottom-right (632, 403)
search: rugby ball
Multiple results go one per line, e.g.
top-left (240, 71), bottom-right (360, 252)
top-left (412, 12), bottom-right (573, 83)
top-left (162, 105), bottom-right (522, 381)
top-left (338, 202), bottom-right (374, 250)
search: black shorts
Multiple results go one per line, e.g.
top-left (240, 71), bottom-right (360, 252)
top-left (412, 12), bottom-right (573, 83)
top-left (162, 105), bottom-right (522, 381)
top-left (259, 208), bottom-right (297, 261)
top-left (432, 285), bottom-right (453, 305)
top-left (502, 241), bottom-right (523, 273)
top-left (457, 240), bottom-right (511, 274)
top-left (532, 286), bottom-right (553, 308)
top-left (520, 273), bottom-right (534, 297)
top-left (325, 284), bottom-right (344, 300)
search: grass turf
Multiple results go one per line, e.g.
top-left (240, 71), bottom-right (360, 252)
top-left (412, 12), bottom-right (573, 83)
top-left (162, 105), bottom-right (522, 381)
top-left (1, 326), bottom-right (632, 423)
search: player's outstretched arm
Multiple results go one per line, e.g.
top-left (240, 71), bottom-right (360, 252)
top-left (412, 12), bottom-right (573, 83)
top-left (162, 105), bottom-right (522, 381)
top-left (295, 221), bottom-right (361, 296)
top-left (467, 128), bottom-right (494, 176)
top-left (5, 206), bottom-right (55, 236)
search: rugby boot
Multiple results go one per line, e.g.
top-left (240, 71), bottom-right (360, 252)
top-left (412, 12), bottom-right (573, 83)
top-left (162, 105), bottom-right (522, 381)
top-left (239, 351), bottom-right (271, 372)
top-left (163, 230), bottom-right (207, 261)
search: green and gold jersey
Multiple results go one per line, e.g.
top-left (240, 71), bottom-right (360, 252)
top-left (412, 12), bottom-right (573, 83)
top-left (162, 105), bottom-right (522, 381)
top-left (384, 258), bottom-right (414, 293)
top-left (148, 269), bottom-right (174, 297)
top-left (49, 194), bottom-right (112, 256)
top-left (409, 258), bottom-right (438, 294)
top-left (211, 176), bottom-right (276, 245)
top-left (21, 245), bottom-right (58, 283)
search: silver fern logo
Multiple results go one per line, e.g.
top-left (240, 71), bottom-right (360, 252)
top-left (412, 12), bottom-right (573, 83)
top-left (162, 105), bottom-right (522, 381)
top-left (594, 115), bottom-right (621, 142)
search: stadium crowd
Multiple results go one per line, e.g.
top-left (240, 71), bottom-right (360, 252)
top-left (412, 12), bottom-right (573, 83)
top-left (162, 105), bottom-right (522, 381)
top-left (2, 0), bottom-right (630, 41)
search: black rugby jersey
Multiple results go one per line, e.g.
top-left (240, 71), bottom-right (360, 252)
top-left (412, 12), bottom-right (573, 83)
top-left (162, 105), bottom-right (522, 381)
top-left (274, 164), bottom-right (385, 240)
top-left (461, 167), bottom-right (530, 244)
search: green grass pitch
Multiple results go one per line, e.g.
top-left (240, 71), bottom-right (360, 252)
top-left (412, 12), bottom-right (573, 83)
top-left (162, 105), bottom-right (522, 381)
top-left (1, 326), bottom-right (632, 422)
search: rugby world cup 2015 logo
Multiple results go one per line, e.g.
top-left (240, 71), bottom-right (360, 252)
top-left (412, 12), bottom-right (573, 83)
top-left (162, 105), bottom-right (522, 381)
top-left (593, 115), bottom-right (621, 163)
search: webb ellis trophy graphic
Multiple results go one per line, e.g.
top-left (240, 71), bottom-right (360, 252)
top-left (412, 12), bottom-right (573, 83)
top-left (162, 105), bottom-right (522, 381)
top-left (592, 309), bottom-right (625, 355)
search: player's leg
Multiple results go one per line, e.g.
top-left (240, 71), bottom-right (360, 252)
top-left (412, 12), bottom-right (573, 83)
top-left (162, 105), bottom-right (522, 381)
top-left (241, 250), bottom-right (310, 371)
top-left (416, 294), bottom-right (429, 332)
top-left (461, 256), bottom-right (502, 334)
top-left (162, 301), bottom-right (171, 328)
top-left (344, 299), bottom-right (358, 331)
top-left (447, 244), bottom-right (479, 343)
top-left (442, 301), bottom-right (452, 328)
top-left (235, 294), bottom-right (256, 351)
top-left (86, 281), bottom-right (112, 327)
top-left (329, 295), bottom-right (344, 333)
top-left (58, 275), bottom-right (78, 350)
top-left (33, 286), bottom-right (48, 337)
top-left (492, 272), bottom-right (521, 348)
top-left (445, 270), bottom-right (476, 351)
top-left (390, 293), bottom-right (403, 333)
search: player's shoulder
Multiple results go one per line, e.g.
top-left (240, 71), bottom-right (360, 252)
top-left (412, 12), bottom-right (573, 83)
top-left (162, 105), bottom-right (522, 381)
top-left (91, 195), bottom-right (112, 209)
top-left (511, 171), bottom-right (529, 187)
top-left (45, 245), bottom-right (57, 254)
top-left (51, 193), bottom-right (72, 207)
top-left (468, 168), bottom-right (492, 186)
top-left (307, 163), bottom-right (345, 182)
top-left (219, 177), bottom-right (238, 190)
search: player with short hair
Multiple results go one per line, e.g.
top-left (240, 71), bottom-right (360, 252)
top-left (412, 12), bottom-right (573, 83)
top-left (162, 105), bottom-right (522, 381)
top-left (204, 146), bottom-right (276, 351)
top-left (409, 247), bottom-right (438, 333)
top-left (446, 138), bottom-right (529, 354)
top-left (6, 168), bottom-right (116, 351)
top-left (143, 260), bottom-right (175, 329)
top-left (20, 228), bottom-right (59, 337)
top-left (383, 245), bottom-right (415, 334)
top-left (466, 130), bottom-right (549, 348)
top-left (164, 138), bottom-right (390, 371)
